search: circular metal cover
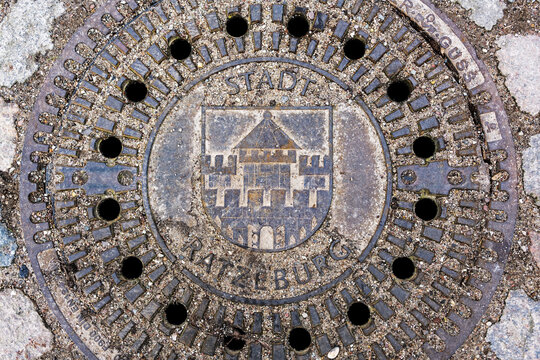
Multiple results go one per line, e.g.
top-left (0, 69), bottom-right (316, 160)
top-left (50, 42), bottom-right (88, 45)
top-left (20, 0), bottom-right (518, 359)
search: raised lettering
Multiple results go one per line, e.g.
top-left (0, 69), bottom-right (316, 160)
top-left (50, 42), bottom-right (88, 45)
top-left (195, 253), bottom-right (215, 274)
top-left (239, 71), bottom-right (255, 91)
top-left (292, 263), bottom-right (312, 284)
top-left (301, 77), bottom-right (317, 96)
top-left (225, 75), bottom-right (240, 95)
top-left (232, 266), bottom-right (249, 288)
top-left (312, 255), bottom-right (330, 275)
top-left (257, 69), bottom-right (275, 90)
top-left (279, 70), bottom-right (297, 91)
top-left (464, 70), bottom-right (478, 83)
top-left (439, 36), bottom-right (452, 49)
top-left (456, 59), bottom-right (469, 71)
top-left (255, 270), bottom-right (267, 290)
top-left (181, 239), bottom-right (202, 261)
top-left (216, 258), bottom-right (234, 280)
top-left (400, 0), bottom-right (413, 13)
top-left (448, 47), bottom-right (462, 60)
top-left (329, 238), bottom-right (351, 260)
top-left (274, 269), bottom-right (290, 290)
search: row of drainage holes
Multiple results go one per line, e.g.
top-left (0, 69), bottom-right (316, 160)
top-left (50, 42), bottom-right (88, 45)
top-left (170, 19), bottom-right (367, 60)
top-left (226, 12), bottom-right (365, 57)
top-left (103, 81), bottom-right (424, 161)
top-left (160, 301), bottom-right (392, 353)
top-left (97, 133), bottom-right (436, 161)
top-left (96, 195), bottom-right (439, 224)
top-left (96, 136), bottom-right (439, 221)
top-left (118, 256), bottom-right (414, 352)
top-left (121, 14), bottom-right (398, 103)
top-left (224, 13), bottom-right (310, 40)
top-left (120, 255), bottom-right (416, 281)
top-left (121, 76), bottom-right (413, 104)
top-left (122, 12), bottom-right (420, 103)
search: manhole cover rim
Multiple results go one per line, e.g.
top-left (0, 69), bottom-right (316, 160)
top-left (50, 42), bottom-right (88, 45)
top-left (18, 0), bottom-right (519, 359)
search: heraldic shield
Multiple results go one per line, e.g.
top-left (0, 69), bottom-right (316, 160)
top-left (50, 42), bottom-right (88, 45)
top-left (202, 106), bottom-right (333, 252)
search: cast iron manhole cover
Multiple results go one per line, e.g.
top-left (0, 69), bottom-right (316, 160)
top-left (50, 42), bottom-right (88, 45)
top-left (20, 0), bottom-right (518, 359)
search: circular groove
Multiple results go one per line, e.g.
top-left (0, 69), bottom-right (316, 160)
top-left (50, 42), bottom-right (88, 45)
top-left (72, 170), bottom-right (88, 186)
top-left (226, 14), bottom-right (249, 37)
top-left (448, 170), bottom-right (465, 185)
top-left (117, 170), bottom-right (134, 186)
top-left (287, 14), bottom-right (310, 38)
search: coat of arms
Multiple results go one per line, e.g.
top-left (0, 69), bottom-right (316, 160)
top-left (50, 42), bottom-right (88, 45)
top-left (202, 107), bottom-right (332, 251)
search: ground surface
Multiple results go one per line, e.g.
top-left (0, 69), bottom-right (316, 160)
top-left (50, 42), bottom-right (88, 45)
top-left (0, 0), bottom-right (538, 359)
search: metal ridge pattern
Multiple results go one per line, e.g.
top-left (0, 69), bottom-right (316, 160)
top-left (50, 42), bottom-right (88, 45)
top-left (19, 0), bottom-right (518, 359)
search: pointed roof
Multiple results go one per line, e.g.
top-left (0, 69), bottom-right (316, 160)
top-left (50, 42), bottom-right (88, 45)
top-left (235, 111), bottom-right (301, 150)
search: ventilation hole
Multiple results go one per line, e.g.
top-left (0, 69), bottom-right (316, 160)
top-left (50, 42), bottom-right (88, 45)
top-left (287, 14), bottom-right (310, 38)
top-left (226, 14), bottom-right (248, 37)
top-left (169, 37), bottom-right (192, 60)
top-left (392, 257), bottom-right (416, 280)
top-left (413, 136), bottom-right (437, 159)
top-left (96, 198), bottom-right (121, 222)
top-left (387, 79), bottom-right (413, 102)
top-left (347, 302), bottom-right (371, 326)
top-left (344, 38), bottom-right (366, 60)
top-left (165, 303), bottom-right (187, 326)
top-left (288, 327), bottom-right (311, 353)
top-left (414, 197), bottom-right (440, 221)
top-left (224, 328), bottom-right (246, 353)
top-left (123, 80), bottom-right (148, 103)
top-left (121, 256), bottom-right (143, 280)
top-left (98, 136), bottom-right (122, 159)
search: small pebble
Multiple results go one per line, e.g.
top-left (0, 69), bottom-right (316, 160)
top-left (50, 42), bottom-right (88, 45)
top-left (328, 347), bottom-right (340, 359)
top-left (19, 265), bottom-right (29, 278)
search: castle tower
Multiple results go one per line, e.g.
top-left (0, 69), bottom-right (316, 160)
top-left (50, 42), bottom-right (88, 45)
top-left (234, 111), bottom-right (301, 208)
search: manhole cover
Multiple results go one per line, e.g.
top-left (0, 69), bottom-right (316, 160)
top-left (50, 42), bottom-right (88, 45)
top-left (20, 0), bottom-right (518, 359)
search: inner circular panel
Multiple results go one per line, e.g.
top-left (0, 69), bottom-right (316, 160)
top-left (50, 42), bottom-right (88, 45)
top-left (148, 62), bottom-right (388, 253)
top-left (146, 60), bottom-right (389, 301)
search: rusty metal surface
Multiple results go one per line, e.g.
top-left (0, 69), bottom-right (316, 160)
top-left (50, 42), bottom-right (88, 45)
top-left (19, 0), bottom-right (518, 359)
